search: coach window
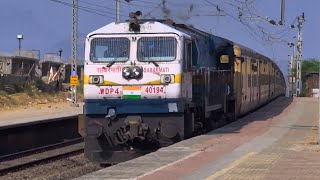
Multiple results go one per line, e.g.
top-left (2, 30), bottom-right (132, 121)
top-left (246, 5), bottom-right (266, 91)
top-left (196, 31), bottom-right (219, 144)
top-left (184, 40), bottom-right (192, 71)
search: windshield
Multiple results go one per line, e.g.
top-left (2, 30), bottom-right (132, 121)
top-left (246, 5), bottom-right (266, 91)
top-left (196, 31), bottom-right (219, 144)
top-left (137, 37), bottom-right (177, 62)
top-left (90, 37), bottom-right (130, 61)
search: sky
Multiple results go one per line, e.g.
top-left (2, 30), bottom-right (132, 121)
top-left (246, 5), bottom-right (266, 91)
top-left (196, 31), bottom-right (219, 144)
top-left (0, 0), bottom-right (318, 76)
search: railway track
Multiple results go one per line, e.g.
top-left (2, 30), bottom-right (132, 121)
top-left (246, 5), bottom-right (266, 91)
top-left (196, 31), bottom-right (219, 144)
top-left (0, 138), bottom-right (84, 175)
top-left (0, 116), bottom-right (84, 176)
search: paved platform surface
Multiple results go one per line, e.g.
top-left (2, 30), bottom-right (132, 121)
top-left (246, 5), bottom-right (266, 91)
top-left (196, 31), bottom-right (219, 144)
top-left (0, 102), bottom-right (83, 127)
top-left (76, 97), bottom-right (320, 180)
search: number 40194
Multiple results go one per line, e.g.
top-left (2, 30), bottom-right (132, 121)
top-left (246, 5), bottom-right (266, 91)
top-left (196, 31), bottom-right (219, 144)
top-left (144, 87), bottom-right (165, 94)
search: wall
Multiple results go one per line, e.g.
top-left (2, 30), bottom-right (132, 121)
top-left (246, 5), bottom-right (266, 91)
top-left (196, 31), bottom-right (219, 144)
top-left (306, 73), bottom-right (319, 97)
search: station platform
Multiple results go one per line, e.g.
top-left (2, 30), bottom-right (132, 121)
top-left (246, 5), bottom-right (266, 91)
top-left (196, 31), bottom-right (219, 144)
top-left (0, 102), bottom-right (83, 127)
top-left (76, 97), bottom-right (320, 180)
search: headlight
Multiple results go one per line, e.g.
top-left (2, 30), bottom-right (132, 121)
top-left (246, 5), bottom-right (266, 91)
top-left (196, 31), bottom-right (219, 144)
top-left (122, 66), bottom-right (142, 79)
top-left (161, 74), bottom-right (175, 84)
top-left (122, 67), bottom-right (132, 79)
top-left (89, 75), bottom-right (103, 84)
top-left (132, 66), bottom-right (142, 78)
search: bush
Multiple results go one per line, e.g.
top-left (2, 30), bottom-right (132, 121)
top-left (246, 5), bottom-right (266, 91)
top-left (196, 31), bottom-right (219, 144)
top-left (0, 91), bottom-right (7, 96)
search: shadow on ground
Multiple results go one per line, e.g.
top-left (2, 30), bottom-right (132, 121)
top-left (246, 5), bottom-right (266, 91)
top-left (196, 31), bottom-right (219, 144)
top-left (206, 96), bottom-right (294, 135)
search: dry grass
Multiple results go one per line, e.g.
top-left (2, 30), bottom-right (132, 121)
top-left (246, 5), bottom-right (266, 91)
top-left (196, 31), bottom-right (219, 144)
top-left (0, 91), bottom-right (66, 110)
top-left (0, 84), bottom-right (84, 110)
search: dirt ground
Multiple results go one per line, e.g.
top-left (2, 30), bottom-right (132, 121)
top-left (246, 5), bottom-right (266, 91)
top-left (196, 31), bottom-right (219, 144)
top-left (0, 90), bottom-right (84, 112)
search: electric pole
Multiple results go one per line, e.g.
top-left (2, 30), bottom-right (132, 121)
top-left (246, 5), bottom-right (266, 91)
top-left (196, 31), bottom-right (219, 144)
top-left (116, 0), bottom-right (120, 23)
top-left (295, 12), bottom-right (305, 96)
top-left (287, 64), bottom-right (290, 97)
top-left (70, 0), bottom-right (79, 107)
top-left (279, 0), bottom-right (285, 25)
top-left (288, 42), bottom-right (295, 97)
top-left (291, 53), bottom-right (295, 97)
top-left (288, 55), bottom-right (293, 97)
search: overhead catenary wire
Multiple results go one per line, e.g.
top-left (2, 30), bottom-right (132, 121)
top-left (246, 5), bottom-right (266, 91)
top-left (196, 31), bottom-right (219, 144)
top-left (126, 0), bottom-right (160, 5)
top-left (142, 1), bottom-right (163, 18)
top-left (202, 0), bottom-right (266, 43)
top-left (206, 0), bottom-right (293, 51)
top-left (56, 0), bottom-right (127, 17)
top-left (90, 0), bottom-right (161, 19)
top-left (78, 0), bottom-right (126, 13)
top-left (202, 0), bottom-right (296, 45)
top-left (49, 0), bottom-right (126, 19)
top-left (120, 0), bottom-right (157, 8)
top-left (50, 0), bottom-right (295, 46)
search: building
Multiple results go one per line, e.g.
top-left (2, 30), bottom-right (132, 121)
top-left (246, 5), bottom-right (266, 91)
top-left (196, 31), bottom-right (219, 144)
top-left (305, 72), bottom-right (319, 97)
top-left (0, 54), bottom-right (39, 92)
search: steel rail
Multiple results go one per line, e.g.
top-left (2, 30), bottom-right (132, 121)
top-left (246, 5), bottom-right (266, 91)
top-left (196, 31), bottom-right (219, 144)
top-left (0, 138), bottom-right (83, 162)
top-left (0, 138), bottom-right (84, 175)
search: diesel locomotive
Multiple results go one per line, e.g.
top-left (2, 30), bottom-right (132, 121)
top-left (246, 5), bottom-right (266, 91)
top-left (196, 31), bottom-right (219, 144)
top-left (78, 12), bottom-right (286, 164)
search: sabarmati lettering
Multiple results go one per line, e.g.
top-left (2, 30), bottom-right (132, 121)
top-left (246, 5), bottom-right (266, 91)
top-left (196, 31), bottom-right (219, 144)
top-left (143, 67), bottom-right (169, 73)
top-left (97, 66), bottom-right (122, 73)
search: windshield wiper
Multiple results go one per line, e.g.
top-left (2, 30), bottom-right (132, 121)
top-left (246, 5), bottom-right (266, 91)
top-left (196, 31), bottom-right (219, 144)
top-left (150, 61), bottom-right (159, 67)
top-left (139, 51), bottom-right (159, 67)
top-left (106, 51), bottom-right (127, 68)
top-left (106, 61), bottom-right (115, 67)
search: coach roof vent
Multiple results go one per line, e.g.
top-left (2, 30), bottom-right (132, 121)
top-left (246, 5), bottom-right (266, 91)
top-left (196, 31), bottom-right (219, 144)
top-left (129, 11), bottom-right (142, 32)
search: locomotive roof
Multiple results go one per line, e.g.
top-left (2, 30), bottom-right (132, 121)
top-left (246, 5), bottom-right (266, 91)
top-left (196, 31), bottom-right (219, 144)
top-left (87, 20), bottom-right (190, 38)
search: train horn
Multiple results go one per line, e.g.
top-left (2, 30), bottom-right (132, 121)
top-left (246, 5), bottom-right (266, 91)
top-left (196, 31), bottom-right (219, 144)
top-left (129, 11), bottom-right (142, 32)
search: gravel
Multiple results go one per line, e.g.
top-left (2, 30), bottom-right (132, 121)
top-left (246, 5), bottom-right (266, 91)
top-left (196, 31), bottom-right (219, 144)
top-left (1, 153), bottom-right (103, 180)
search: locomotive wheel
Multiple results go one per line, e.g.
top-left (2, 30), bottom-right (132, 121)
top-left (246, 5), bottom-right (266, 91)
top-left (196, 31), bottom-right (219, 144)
top-left (206, 112), bottom-right (223, 132)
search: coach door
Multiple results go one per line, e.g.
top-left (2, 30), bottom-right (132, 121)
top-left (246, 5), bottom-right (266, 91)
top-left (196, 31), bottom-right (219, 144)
top-left (251, 59), bottom-right (258, 109)
top-left (240, 57), bottom-right (249, 114)
top-left (234, 57), bottom-right (242, 117)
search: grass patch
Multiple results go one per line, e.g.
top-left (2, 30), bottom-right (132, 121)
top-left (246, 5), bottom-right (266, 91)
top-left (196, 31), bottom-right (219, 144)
top-left (0, 91), bottom-right (7, 96)
top-left (0, 82), bottom-right (72, 110)
top-left (0, 81), bottom-right (84, 110)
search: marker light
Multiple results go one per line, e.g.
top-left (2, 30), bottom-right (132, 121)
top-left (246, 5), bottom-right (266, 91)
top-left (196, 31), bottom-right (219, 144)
top-left (89, 75), bottom-right (104, 84)
top-left (161, 74), bottom-right (175, 84)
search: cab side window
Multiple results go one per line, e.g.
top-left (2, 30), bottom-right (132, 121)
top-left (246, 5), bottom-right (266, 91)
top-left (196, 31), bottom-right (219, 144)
top-left (192, 40), bottom-right (198, 66)
top-left (184, 40), bottom-right (192, 71)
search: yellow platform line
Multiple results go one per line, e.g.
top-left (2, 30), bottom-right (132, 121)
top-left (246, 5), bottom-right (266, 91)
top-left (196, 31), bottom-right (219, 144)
top-left (205, 152), bottom-right (257, 180)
